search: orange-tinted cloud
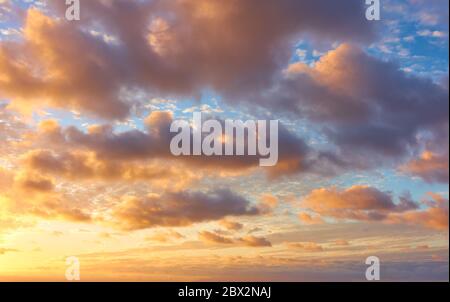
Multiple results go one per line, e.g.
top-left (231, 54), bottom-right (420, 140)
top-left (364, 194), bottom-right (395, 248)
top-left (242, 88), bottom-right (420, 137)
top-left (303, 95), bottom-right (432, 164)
top-left (401, 151), bottom-right (449, 184)
top-left (107, 189), bottom-right (262, 230)
top-left (21, 148), bottom-right (195, 189)
top-left (3, 189), bottom-right (92, 224)
top-left (1, 166), bottom-right (91, 224)
top-left (238, 235), bottom-right (272, 247)
top-left (387, 193), bottom-right (449, 231)
top-left (298, 212), bottom-right (324, 225)
top-left (0, 9), bottom-right (129, 118)
top-left (199, 231), bottom-right (234, 245)
top-left (198, 231), bottom-right (272, 248)
top-left (261, 44), bottom-right (449, 170)
top-left (27, 113), bottom-right (312, 178)
top-left (286, 241), bottom-right (323, 252)
top-left (301, 186), bottom-right (448, 231)
top-left (218, 219), bottom-right (243, 231)
top-left (302, 185), bottom-right (418, 221)
top-left (146, 230), bottom-right (185, 243)
top-left (14, 171), bottom-right (54, 192)
top-left (1, 1), bottom-right (374, 119)
top-left (259, 194), bottom-right (279, 212)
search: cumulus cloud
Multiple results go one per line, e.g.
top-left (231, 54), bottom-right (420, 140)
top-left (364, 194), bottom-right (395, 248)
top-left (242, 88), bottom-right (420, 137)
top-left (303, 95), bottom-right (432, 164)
top-left (302, 185), bottom-right (418, 221)
top-left (298, 212), bottom-right (324, 225)
top-left (387, 193), bottom-right (449, 231)
top-left (301, 186), bottom-right (448, 231)
top-left (107, 189), bottom-right (262, 230)
top-left (0, 1), bottom-right (375, 119)
top-left (1, 165), bottom-right (91, 224)
top-left (1, 3), bottom-right (446, 178)
top-left (14, 171), bottom-right (54, 192)
top-left (4, 4), bottom-right (442, 179)
top-left (3, 163), bottom-right (264, 231)
top-left (2, 188), bottom-right (92, 224)
top-left (0, 9), bottom-right (130, 119)
top-left (400, 151), bottom-right (449, 184)
top-left (0, 1), bottom-right (447, 281)
top-left (28, 112), bottom-right (312, 177)
top-left (21, 148), bottom-right (196, 189)
top-left (259, 44), bottom-right (449, 169)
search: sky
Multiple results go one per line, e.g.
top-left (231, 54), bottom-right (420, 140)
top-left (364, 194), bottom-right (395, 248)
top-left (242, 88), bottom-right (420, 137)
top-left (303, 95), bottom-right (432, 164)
top-left (0, 0), bottom-right (448, 281)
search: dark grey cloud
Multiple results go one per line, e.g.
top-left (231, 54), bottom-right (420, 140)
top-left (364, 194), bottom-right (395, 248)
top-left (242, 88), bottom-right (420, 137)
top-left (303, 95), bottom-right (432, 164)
top-left (33, 112), bottom-right (312, 177)
top-left (257, 44), bottom-right (449, 169)
top-left (110, 188), bottom-right (262, 230)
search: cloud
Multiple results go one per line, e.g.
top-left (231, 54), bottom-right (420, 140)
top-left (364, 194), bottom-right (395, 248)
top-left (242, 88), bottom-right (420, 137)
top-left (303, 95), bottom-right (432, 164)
top-left (298, 212), bottom-right (324, 225)
top-left (144, 0), bottom-right (374, 98)
top-left (0, 9), bottom-right (130, 119)
top-left (259, 193), bottom-right (279, 211)
top-left (1, 168), bottom-right (91, 224)
top-left (238, 235), bottom-right (272, 247)
top-left (387, 193), bottom-right (449, 231)
top-left (333, 239), bottom-right (350, 246)
top-left (14, 171), bottom-right (54, 192)
top-left (29, 112), bottom-right (312, 178)
top-left (286, 241), bottom-right (323, 252)
top-left (11, 195), bottom-right (92, 223)
top-left (21, 148), bottom-right (196, 189)
top-left (218, 219), bottom-right (243, 231)
top-left (0, 1), bottom-right (374, 119)
top-left (301, 186), bottom-right (448, 231)
top-left (417, 30), bottom-right (448, 38)
top-left (410, 0), bottom-right (449, 26)
top-left (1, 4), bottom-right (447, 181)
top-left (199, 231), bottom-right (234, 244)
top-left (302, 185), bottom-right (418, 221)
top-left (146, 230), bottom-right (185, 243)
top-left (400, 151), bottom-right (449, 184)
top-left (4, 166), bottom-right (265, 231)
top-left (0, 104), bottom-right (29, 156)
top-left (108, 189), bottom-right (262, 230)
top-left (198, 231), bottom-right (272, 248)
top-left (258, 44), bottom-right (449, 169)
